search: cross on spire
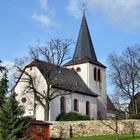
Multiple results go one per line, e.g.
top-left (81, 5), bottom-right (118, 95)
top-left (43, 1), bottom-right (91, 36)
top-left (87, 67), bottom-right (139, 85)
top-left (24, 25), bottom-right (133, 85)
top-left (82, 3), bottom-right (86, 15)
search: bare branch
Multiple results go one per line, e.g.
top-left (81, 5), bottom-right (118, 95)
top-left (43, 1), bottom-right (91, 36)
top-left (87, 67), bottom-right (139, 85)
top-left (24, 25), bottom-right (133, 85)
top-left (108, 45), bottom-right (140, 115)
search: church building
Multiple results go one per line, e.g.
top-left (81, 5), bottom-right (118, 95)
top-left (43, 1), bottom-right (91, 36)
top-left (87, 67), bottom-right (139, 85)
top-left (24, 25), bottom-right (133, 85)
top-left (14, 13), bottom-right (107, 121)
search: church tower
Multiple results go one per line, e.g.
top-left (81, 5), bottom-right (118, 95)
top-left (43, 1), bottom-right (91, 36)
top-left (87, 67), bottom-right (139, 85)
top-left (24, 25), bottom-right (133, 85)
top-left (65, 13), bottom-right (107, 119)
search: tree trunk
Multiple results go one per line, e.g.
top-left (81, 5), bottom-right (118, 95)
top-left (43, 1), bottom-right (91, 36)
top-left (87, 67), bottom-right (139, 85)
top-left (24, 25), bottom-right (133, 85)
top-left (33, 93), bottom-right (36, 119)
top-left (44, 102), bottom-right (49, 121)
top-left (115, 131), bottom-right (119, 140)
top-left (115, 118), bottom-right (119, 140)
top-left (131, 96), bottom-right (137, 116)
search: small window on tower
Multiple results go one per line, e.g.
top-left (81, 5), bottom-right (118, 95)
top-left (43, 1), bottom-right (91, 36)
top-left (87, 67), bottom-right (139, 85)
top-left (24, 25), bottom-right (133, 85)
top-left (94, 68), bottom-right (97, 81)
top-left (98, 69), bottom-right (101, 82)
top-left (71, 68), bottom-right (75, 71)
top-left (76, 67), bottom-right (81, 72)
top-left (30, 66), bottom-right (32, 71)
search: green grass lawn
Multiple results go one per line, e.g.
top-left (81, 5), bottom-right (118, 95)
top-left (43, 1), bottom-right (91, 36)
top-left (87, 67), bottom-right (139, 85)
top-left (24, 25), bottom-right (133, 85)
top-left (62, 134), bottom-right (140, 140)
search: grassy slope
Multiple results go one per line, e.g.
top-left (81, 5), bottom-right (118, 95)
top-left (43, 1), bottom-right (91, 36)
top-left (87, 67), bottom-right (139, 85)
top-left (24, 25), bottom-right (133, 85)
top-left (63, 134), bottom-right (140, 140)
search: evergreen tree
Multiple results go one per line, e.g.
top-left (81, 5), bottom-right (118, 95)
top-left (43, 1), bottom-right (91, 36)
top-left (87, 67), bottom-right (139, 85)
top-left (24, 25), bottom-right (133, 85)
top-left (0, 92), bottom-right (32, 140)
top-left (0, 60), bottom-right (32, 139)
top-left (0, 61), bottom-right (8, 105)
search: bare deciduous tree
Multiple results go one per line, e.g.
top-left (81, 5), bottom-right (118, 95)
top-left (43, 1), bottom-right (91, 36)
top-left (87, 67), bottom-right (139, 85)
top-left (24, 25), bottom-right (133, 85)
top-left (29, 39), bottom-right (72, 65)
top-left (102, 94), bottom-right (126, 140)
top-left (14, 39), bottom-right (72, 121)
top-left (125, 120), bottom-right (136, 138)
top-left (108, 45), bottom-right (140, 116)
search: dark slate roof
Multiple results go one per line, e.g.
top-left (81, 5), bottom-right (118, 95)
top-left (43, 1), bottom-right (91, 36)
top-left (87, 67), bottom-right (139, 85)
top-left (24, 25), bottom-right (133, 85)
top-left (107, 95), bottom-right (115, 112)
top-left (30, 120), bottom-right (52, 126)
top-left (107, 95), bottom-right (126, 119)
top-left (65, 14), bottom-right (106, 68)
top-left (26, 60), bottom-right (98, 97)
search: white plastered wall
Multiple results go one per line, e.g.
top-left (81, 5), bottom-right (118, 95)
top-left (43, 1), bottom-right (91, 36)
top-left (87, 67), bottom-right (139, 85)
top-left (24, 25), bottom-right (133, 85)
top-left (14, 66), bottom-right (47, 120)
top-left (14, 65), bottom-right (98, 121)
top-left (50, 92), bottom-right (97, 121)
top-left (66, 63), bottom-right (107, 119)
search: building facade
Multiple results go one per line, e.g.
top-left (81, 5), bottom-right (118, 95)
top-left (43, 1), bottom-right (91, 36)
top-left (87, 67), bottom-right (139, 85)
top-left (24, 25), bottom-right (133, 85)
top-left (14, 13), bottom-right (107, 121)
top-left (64, 13), bottom-right (107, 119)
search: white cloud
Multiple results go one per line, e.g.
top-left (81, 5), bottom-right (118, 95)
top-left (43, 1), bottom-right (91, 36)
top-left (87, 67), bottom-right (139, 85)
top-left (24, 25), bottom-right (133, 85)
top-left (32, 14), bottom-right (58, 28)
top-left (37, 0), bottom-right (48, 10)
top-left (67, 0), bottom-right (82, 18)
top-left (67, 0), bottom-right (140, 32)
top-left (33, 0), bottom-right (58, 28)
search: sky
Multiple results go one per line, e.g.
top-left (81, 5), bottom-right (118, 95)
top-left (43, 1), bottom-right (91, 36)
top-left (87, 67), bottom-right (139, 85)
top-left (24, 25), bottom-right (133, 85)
top-left (1, 0), bottom-right (140, 94)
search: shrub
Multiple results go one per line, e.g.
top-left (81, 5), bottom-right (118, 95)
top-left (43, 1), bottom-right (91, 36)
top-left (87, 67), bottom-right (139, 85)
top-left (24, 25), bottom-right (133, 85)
top-left (130, 113), bottom-right (140, 119)
top-left (56, 112), bottom-right (92, 121)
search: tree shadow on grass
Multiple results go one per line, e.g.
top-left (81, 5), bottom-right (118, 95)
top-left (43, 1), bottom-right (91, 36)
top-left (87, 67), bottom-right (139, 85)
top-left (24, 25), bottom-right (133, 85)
top-left (120, 135), bottom-right (140, 140)
top-left (50, 138), bottom-right (63, 140)
top-left (50, 138), bottom-right (66, 140)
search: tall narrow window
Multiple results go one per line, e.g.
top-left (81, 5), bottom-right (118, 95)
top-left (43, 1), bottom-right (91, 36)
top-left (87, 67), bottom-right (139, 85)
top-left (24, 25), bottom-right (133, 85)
top-left (60, 96), bottom-right (66, 114)
top-left (98, 69), bottom-right (101, 82)
top-left (94, 68), bottom-right (97, 81)
top-left (86, 101), bottom-right (90, 116)
top-left (74, 99), bottom-right (78, 112)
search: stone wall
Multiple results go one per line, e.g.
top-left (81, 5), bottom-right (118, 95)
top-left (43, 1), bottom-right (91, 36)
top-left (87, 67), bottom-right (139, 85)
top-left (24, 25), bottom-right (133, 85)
top-left (50, 120), bottom-right (140, 138)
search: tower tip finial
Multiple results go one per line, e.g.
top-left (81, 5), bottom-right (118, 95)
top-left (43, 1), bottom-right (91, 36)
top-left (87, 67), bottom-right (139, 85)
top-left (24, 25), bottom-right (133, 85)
top-left (82, 3), bottom-right (86, 15)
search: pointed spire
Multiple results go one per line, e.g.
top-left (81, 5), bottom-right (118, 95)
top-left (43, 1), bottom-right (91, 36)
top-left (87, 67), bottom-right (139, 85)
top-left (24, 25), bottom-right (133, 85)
top-left (73, 13), bottom-right (98, 63)
top-left (65, 13), bottom-right (106, 68)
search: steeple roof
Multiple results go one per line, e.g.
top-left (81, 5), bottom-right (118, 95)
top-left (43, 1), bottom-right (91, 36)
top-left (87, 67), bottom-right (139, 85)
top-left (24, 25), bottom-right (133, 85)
top-left (74, 13), bottom-right (97, 62)
top-left (65, 13), bottom-right (106, 68)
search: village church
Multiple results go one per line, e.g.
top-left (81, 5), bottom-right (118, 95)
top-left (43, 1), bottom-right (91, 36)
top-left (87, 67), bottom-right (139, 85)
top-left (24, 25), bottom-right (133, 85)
top-left (14, 13), bottom-right (107, 121)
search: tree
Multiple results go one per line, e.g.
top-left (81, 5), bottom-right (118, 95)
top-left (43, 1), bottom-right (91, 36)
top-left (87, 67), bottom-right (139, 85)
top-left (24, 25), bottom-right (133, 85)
top-left (0, 60), bottom-right (31, 139)
top-left (102, 94), bottom-right (136, 140)
top-left (0, 60), bottom-right (8, 105)
top-left (108, 45), bottom-right (140, 115)
top-left (0, 94), bottom-right (31, 140)
top-left (29, 39), bottom-right (71, 65)
top-left (101, 94), bottom-right (126, 140)
top-left (15, 39), bottom-right (72, 121)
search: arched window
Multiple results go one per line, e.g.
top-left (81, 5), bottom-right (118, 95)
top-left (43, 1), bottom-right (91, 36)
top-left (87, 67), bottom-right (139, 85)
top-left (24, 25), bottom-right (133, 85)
top-left (71, 68), bottom-right (75, 71)
top-left (30, 66), bottom-right (32, 71)
top-left (97, 110), bottom-right (102, 120)
top-left (60, 96), bottom-right (66, 114)
top-left (76, 67), bottom-right (81, 72)
top-left (98, 69), bottom-right (101, 82)
top-left (86, 101), bottom-right (90, 116)
top-left (94, 68), bottom-right (97, 81)
top-left (74, 99), bottom-right (78, 112)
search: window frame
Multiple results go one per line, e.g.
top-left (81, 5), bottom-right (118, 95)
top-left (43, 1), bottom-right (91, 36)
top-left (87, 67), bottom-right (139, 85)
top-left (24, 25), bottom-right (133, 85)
top-left (60, 96), bottom-right (66, 114)
top-left (74, 99), bottom-right (79, 112)
top-left (94, 67), bottom-right (97, 81)
top-left (86, 101), bottom-right (90, 116)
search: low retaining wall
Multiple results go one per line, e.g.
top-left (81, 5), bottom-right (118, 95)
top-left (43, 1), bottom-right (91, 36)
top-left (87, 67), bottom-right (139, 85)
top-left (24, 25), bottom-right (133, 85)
top-left (50, 120), bottom-right (140, 138)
